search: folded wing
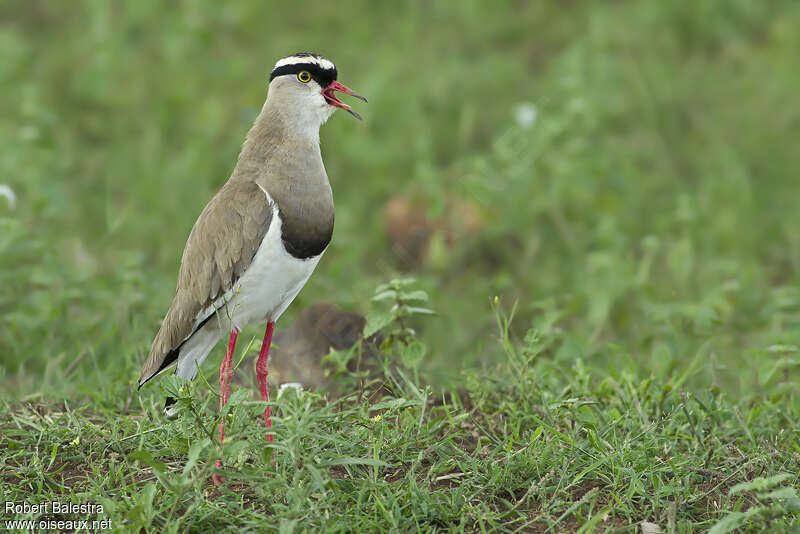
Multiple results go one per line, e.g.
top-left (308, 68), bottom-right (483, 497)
top-left (138, 181), bottom-right (273, 386)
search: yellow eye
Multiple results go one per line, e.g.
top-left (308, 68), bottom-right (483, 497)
top-left (297, 71), bottom-right (311, 83)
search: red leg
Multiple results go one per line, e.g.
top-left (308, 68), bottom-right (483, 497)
top-left (213, 327), bottom-right (238, 486)
top-left (256, 322), bottom-right (275, 444)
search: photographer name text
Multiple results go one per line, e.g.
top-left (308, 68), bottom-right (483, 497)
top-left (5, 501), bottom-right (104, 515)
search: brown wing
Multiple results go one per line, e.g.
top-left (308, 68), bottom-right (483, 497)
top-left (138, 180), bottom-right (273, 386)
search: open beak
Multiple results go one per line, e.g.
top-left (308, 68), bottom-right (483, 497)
top-left (322, 80), bottom-right (367, 120)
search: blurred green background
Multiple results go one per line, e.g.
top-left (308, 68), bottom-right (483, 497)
top-left (2, 0), bottom-right (799, 400)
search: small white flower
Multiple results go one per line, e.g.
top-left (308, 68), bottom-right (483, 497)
top-left (0, 185), bottom-right (15, 209)
top-left (514, 103), bottom-right (537, 129)
top-left (278, 382), bottom-right (303, 397)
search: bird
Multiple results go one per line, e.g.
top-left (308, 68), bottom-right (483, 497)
top-left (137, 52), bottom-right (366, 483)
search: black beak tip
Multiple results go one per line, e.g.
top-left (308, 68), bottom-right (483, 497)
top-left (347, 108), bottom-right (363, 120)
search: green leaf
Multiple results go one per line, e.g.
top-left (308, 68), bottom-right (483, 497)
top-left (129, 450), bottom-right (167, 474)
top-left (731, 473), bottom-right (793, 494)
top-left (226, 388), bottom-right (251, 408)
top-left (169, 436), bottom-right (189, 454)
top-left (398, 289), bottom-right (429, 302)
top-left (372, 289), bottom-right (397, 301)
top-left (760, 487), bottom-right (798, 501)
top-left (373, 282), bottom-right (392, 293)
top-left (278, 519), bottom-right (299, 534)
top-left (318, 456), bottom-right (392, 468)
top-left (364, 310), bottom-right (393, 338)
top-left (183, 438), bottom-right (210, 474)
top-left (369, 397), bottom-right (424, 411)
top-left (708, 510), bottom-right (756, 534)
top-left (400, 339), bottom-right (427, 369)
top-left (222, 439), bottom-right (250, 460)
top-left (48, 443), bottom-right (58, 470)
top-left (404, 306), bottom-right (436, 315)
top-left (160, 374), bottom-right (185, 397)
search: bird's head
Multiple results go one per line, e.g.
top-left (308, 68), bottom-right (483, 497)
top-left (267, 53), bottom-right (366, 129)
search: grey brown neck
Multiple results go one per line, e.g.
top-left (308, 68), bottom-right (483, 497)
top-left (229, 101), bottom-right (334, 259)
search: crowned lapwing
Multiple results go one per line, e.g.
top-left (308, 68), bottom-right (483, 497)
top-left (137, 53), bottom-right (366, 483)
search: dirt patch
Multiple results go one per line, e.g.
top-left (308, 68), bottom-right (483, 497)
top-left (52, 458), bottom-right (92, 488)
top-left (522, 515), bottom-right (630, 534)
top-left (328, 466), bottom-right (349, 480)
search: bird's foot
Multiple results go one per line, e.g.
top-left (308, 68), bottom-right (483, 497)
top-left (212, 460), bottom-right (224, 486)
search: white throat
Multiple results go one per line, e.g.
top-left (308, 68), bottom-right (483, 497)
top-left (262, 80), bottom-right (335, 143)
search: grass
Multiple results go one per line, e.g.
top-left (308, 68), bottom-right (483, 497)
top-left (1, 0), bottom-right (800, 532)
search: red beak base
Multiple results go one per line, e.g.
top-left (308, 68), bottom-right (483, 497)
top-left (322, 80), bottom-right (367, 120)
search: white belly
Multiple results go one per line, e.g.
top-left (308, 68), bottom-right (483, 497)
top-left (227, 207), bottom-right (323, 329)
top-left (174, 198), bottom-right (323, 384)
